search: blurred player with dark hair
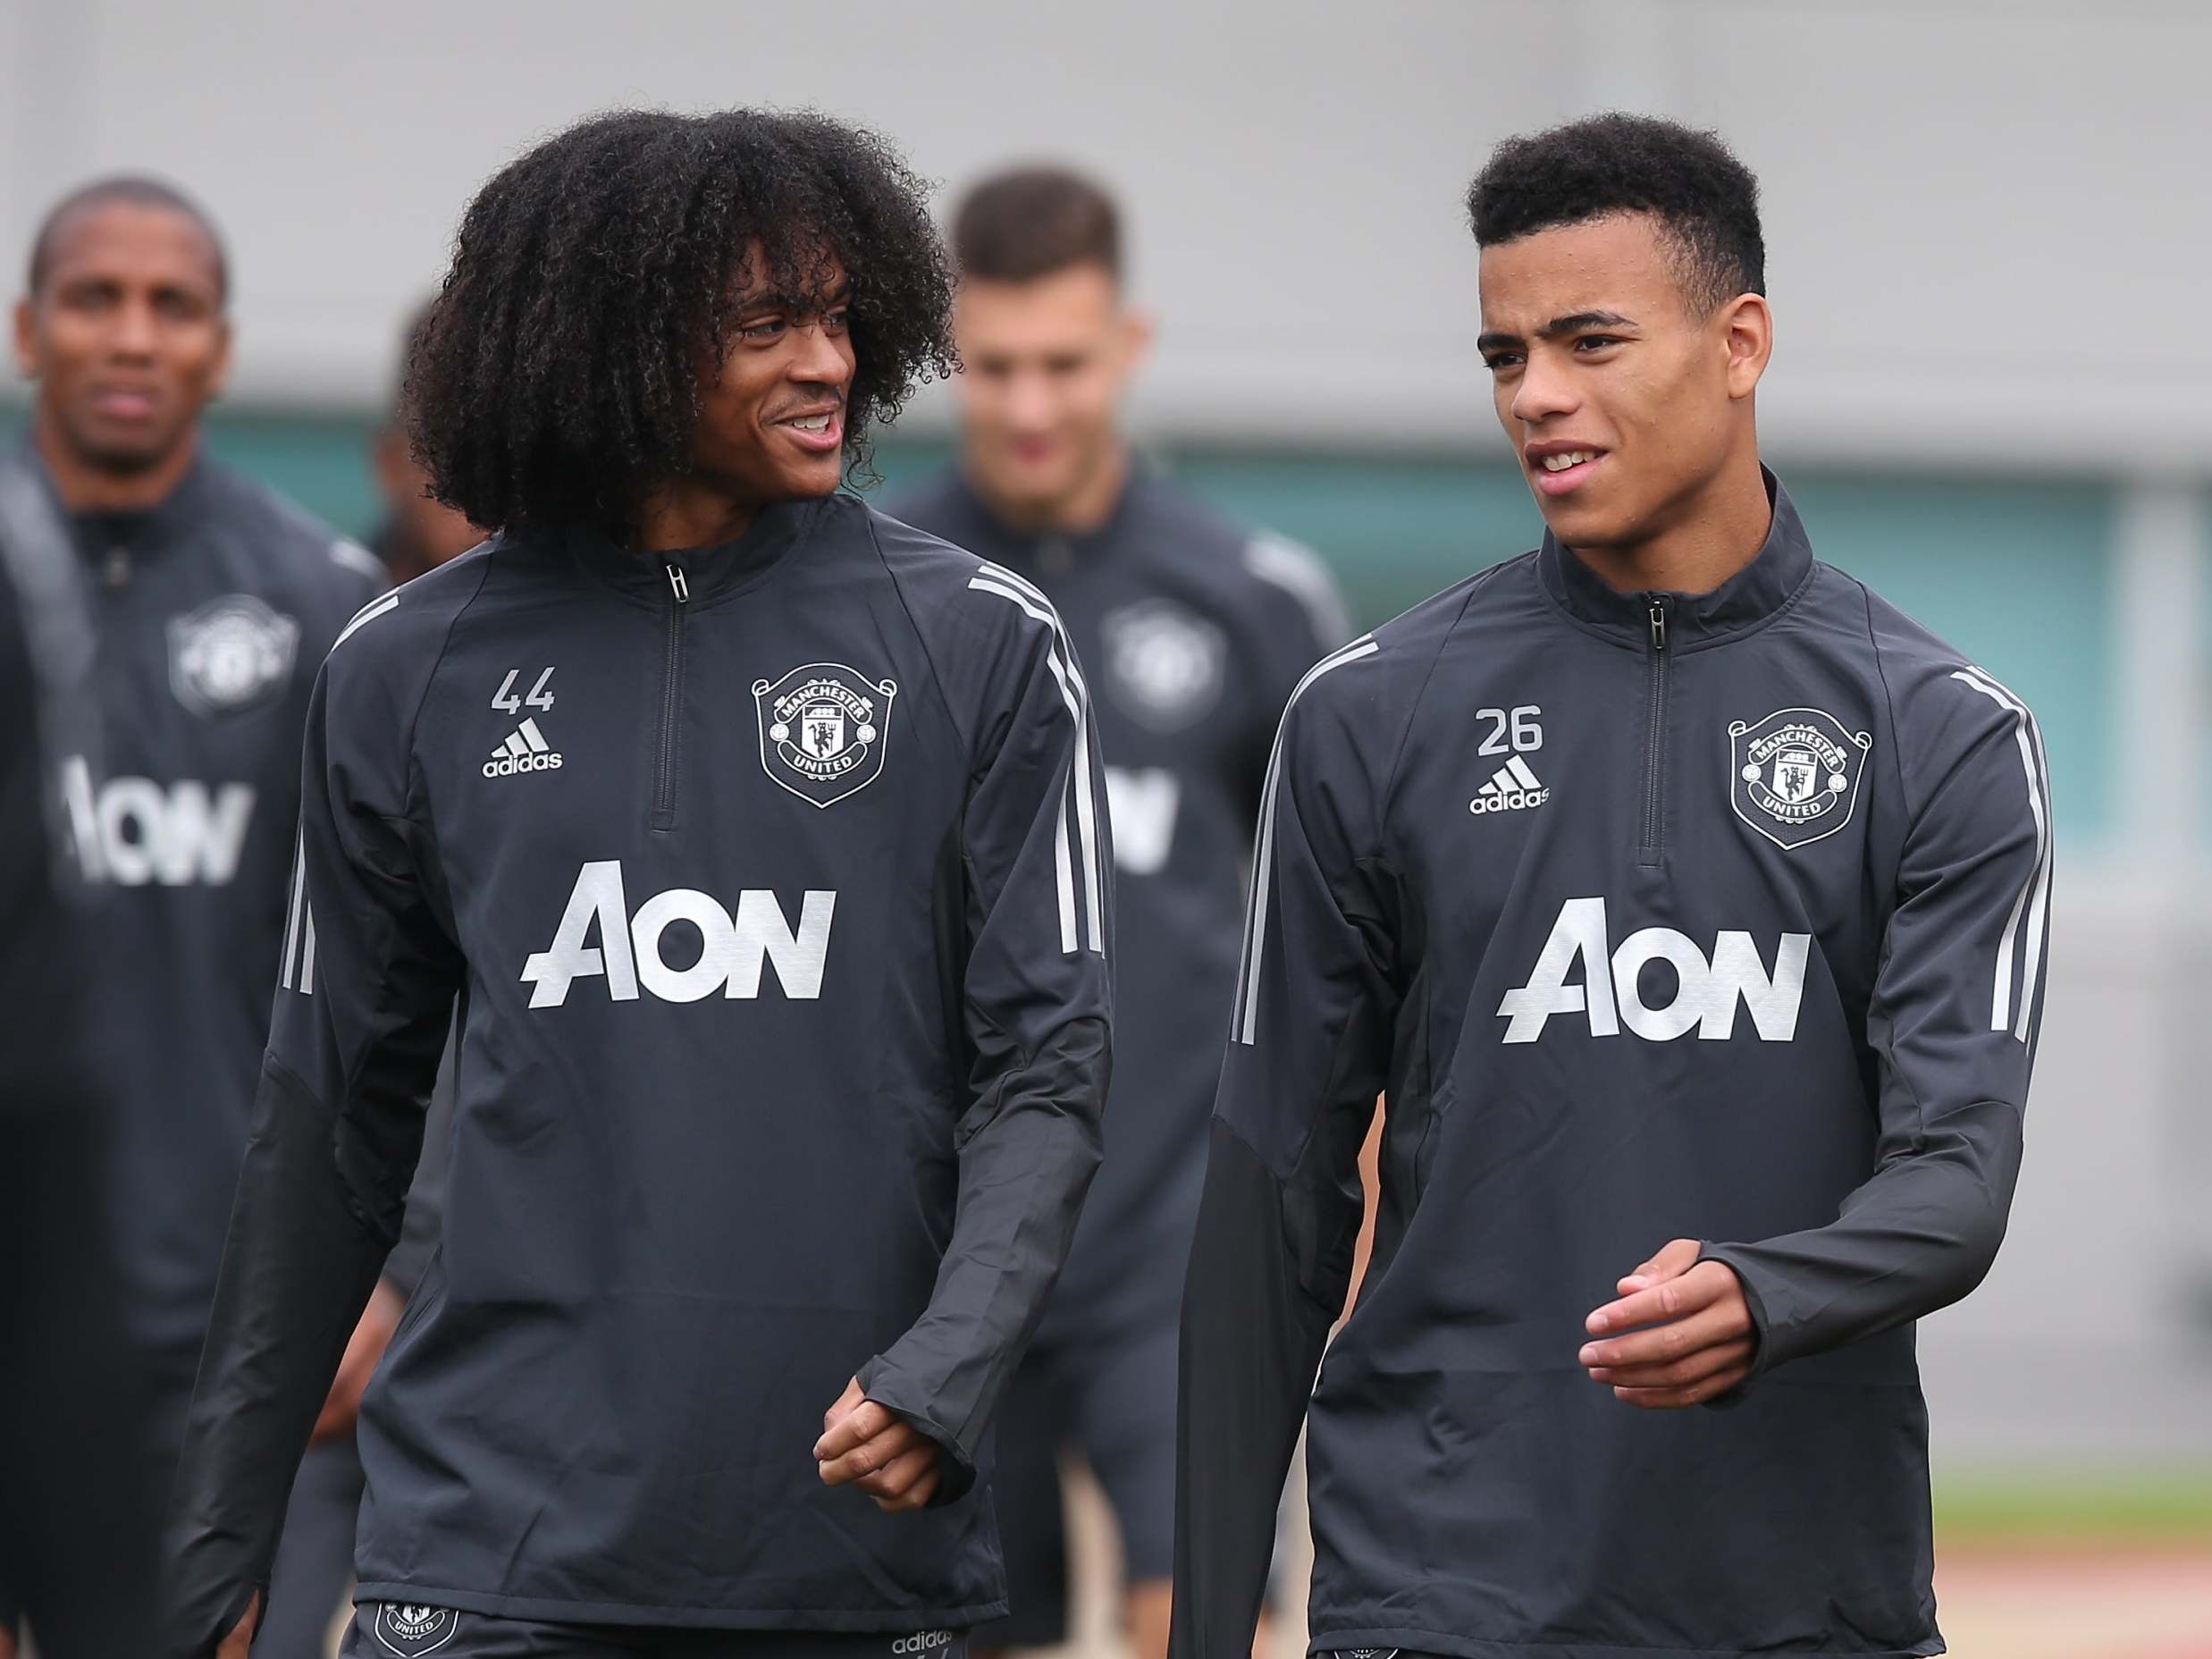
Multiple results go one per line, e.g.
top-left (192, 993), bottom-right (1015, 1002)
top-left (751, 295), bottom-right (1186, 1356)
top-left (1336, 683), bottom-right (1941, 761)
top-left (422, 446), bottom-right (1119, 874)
top-left (887, 164), bottom-right (1345, 1659)
top-left (1174, 114), bottom-right (2048, 1658)
top-left (166, 108), bottom-right (1111, 1659)
top-left (368, 300), bottom-right (481, 585)
top-left (8, 173), bottom-right (391, 1655)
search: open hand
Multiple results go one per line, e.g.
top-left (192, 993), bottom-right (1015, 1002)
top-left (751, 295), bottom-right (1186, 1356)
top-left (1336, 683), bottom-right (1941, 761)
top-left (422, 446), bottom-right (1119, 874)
top-left (814, 1377), bottom-right (943, 1512)
top-left (1579, 1238), bottom-right (1754, 1409)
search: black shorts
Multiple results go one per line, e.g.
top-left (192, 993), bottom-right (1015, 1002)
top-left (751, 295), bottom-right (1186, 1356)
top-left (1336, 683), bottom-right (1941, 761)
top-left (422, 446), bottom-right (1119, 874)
top-left (343, 1604), bottom-right (972, 1659)
top-left (977, 1310), bottom-right (1178, 1647)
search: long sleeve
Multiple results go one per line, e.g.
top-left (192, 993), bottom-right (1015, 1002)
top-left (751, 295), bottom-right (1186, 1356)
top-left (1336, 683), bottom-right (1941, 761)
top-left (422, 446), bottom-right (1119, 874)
top-left (856, 594), bottom-right (1113, 1502)
top-left (165, 641), bottom-right (461, 1657)
top-left (1702, 663), bottom-right (2050, 1379)
top-left (1173, 638), bottom-right (1395, 1659)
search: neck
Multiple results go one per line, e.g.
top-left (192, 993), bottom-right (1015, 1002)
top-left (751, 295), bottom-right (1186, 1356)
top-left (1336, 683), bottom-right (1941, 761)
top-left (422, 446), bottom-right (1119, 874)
top-left (635, 480), bottom-right (762, 554)
top-left (1567, 449), bottom-right (1771, 596)
top-left (35, 406), bottom-right (198, 513)
top-left (967, 439), bottom-right (1129, 536)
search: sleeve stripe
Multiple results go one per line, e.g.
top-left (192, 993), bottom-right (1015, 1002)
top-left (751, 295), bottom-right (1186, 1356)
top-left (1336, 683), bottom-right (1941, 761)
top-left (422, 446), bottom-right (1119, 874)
top-left (1244, 533), bottom-right (1351, 648)
top-left (966, 570), bottom-right (1105, 956)
top-left (1233, 636), bottom-right (1378, 1045)
top-left (298, 908), bottom-right (317, 997)
top-left (1053, 787), bottom-right (1079, 953)
top-left (1950, 668), bottom-right (2052, 1040)
top-left (278, 827), bottom-right (307, 991)
top-left (332, 591), bottom-right (400, 652)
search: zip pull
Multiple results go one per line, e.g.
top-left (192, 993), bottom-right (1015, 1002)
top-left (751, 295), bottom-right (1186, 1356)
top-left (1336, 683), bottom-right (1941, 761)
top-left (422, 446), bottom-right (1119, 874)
top-left (666, 563), bottom-right (689, 603)
top-left (103, 546), bottom-right (130, 590)
top-left (1648, 597), bottom-right (1668, 652)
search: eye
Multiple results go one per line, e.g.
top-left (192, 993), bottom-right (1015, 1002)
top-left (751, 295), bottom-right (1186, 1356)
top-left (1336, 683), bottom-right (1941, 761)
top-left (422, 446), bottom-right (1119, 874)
top-left (1574, 334), bottom-right (1624, 352)
top-left (822, 307), bottom-right (851, 333)
top-left (739, 316), bottom-right (786, 341)
top-left (1482, 350), bottom-right (1524, 373)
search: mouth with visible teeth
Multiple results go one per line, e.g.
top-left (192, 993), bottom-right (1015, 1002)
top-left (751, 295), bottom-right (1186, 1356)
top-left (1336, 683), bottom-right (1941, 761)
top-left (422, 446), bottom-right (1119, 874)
top-left (776, 406), bottom-right (845, 455)
top-left (1527, 444), bottom-right (1605, 497)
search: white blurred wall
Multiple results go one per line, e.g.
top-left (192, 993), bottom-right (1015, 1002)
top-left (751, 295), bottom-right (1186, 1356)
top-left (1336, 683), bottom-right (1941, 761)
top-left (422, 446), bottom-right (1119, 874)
top-left (4, 0), bottom-right (2208, 473)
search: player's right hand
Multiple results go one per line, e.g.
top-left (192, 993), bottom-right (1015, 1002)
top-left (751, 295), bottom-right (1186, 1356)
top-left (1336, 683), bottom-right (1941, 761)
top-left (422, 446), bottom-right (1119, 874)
top-left (217, 1589), bottom-right (262, 1658)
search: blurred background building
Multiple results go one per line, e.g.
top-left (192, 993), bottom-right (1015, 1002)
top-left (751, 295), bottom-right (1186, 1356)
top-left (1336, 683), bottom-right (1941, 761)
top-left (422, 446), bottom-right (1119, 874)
top-left (4, 0), bottom-right (2208, 1650)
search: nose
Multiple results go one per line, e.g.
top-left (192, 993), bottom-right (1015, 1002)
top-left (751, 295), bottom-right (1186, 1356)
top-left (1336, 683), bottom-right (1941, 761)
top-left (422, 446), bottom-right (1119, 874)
top-left (1002, 368), bottom-right (1055, 433)
top-left (1509, 346), bottom-right (1578, 428)
top-left (109, 295), bottom-right (159, 360)
top-left (789, 317), bottom-right (854, 391)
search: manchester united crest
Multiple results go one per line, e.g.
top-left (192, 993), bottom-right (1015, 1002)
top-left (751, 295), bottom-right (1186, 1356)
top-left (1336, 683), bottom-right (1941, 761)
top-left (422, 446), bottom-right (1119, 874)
top-left (167, 594), bottom-right (299, 717)
top-left (370, 1603), bottom-right (459, 1658)
top-left (1728, 707), bottom-right (1871, 850)
top-left (753, 662), bottom-right (898, 808)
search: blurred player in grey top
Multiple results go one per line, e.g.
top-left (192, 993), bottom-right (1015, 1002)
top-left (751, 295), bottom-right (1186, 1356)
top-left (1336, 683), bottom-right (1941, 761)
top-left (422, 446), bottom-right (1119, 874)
top-left (7, 175), bottom-right (390, 1656)
top-left (1174, 115), bottom-right (2049, 1659)
top-left (887, 167), bottom-right (1345, 1659)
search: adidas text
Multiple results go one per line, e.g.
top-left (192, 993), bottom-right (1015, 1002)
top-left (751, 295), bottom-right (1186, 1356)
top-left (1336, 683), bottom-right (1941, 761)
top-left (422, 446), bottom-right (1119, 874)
top-left (1498, 896), bottom-right (1809, 1044)
top-left (484, 717), bottom-right (563, 779)
top-left (522, 861), bottom-right (834, 1007)
top-left (891, 1637), bottom-right (954, 1655)
top-left (1470, 755), bottom-right (1550, 814)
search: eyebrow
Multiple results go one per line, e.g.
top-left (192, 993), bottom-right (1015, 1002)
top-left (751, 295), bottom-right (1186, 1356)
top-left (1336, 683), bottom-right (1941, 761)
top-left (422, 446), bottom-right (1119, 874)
top-left (736, 282), bottom-right (854, 314)
top-left (1476, 309), bottom-right (1637, 353)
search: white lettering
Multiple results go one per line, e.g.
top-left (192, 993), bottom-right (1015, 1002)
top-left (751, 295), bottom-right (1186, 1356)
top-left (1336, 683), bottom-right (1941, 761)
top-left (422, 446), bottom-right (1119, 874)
top-left (1500, 897), bottom-right (1808, 1045)
top-left (522, 862), bottom-right (833, 1007)
top-left (1104, 766), bottom-right (1181, 875)
top-left (65, 765), bottom-right (256, 888)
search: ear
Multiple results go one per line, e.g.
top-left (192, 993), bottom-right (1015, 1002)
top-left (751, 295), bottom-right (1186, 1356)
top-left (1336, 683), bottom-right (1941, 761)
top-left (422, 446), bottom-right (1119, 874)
top-left (1720, 292), bottom-right (1772, 400)
top-left (12, 298), bottom-right (38, 381)
top-left (206, 316), bottom-right (235, 401)
top-left (1116, 305), bottom-right (1156, 376)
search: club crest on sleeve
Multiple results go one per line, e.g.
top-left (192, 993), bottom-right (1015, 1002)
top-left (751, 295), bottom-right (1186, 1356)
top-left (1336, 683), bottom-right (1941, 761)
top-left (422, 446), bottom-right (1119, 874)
top-left (1728, 707), bottom-right (1871, 850)
top-left (370, 1602), bottom-right (459, 1658)
top-left (753, 662), bottom-right (898, 808)
top-left (1101, 599), bottom-right (1224, 731)
top-left (167, 594), bottom-right (299, 717)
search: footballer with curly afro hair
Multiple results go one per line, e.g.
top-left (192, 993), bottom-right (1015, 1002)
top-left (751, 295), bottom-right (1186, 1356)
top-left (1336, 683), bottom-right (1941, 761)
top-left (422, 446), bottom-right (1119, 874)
top-left (408, 107), bottom-right (955, 546)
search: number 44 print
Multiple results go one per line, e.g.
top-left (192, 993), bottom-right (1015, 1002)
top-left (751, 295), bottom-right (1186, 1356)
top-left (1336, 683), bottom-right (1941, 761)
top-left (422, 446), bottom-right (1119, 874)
top-left (493, 668), bottom-right (557, 713)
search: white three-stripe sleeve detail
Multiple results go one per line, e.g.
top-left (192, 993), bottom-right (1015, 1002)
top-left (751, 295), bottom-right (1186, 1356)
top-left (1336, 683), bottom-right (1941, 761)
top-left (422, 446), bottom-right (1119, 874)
top-left (1233, 636), bottom-right (1379, 1046)
top-left (1052, 787), bottom-right (1078, 953)
top-left (974, 563), bottom-right (1105, 949)
top-left (279, 827), bottom-right (307, 991)
top-left (1948, 669), bottom-right (2050, 1040)
top-left (298, 908), bottom-right (317, 997)
top-left (331, 591), bottom-right (399, 653)
top-left (965, 572), bottom-right (1103, 955)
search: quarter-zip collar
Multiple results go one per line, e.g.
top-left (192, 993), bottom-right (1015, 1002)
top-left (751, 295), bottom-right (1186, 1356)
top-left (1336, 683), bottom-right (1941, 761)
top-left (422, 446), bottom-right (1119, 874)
top-left (567, 494), bottom-right (823, 608)
top-left (1537, 467), bottom-right (1813, 653)
top-left (14, 432), bottom-right (216, 570)
top-left (943, 454), bottom-right (1149, 580)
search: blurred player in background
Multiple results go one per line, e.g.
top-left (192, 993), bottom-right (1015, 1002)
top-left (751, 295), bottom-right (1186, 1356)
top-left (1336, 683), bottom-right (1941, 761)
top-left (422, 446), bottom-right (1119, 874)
top-left (0, 415), bottom-right (156, 1659)
top-left (887, 166), bottom-right (1345, 1659)
top-left (166, 108), bottom-right (1111, 1659)
top-left (8, 174), bottom-right (400, 1656)
top-left (367, 300), bottom-right (482, 585)
top-left (1174, 114), bottom-right (2049, 1658)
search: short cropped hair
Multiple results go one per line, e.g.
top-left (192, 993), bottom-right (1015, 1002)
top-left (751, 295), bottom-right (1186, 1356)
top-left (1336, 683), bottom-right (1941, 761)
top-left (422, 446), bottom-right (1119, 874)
top-left (27, 174), bottom-right (229, 303)
top-left (1467, 114), bottom-right (1763, 313)
top-left (951, 165), bottom-right (1122, 284)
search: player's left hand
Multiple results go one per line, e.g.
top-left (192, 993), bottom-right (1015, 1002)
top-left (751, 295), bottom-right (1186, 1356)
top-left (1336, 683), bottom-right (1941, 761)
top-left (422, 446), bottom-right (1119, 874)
top-left (313, 1279), bottom-right (407, 1442)
top-left (815, 1377), bottom-right (944, 1512)
top-left (1578, 1238), bottom-right (1756, 1409)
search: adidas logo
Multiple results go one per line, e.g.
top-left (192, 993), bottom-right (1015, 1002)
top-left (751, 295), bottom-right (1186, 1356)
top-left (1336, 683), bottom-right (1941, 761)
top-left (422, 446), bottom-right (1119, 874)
top-left (1469, 754), bottom-right (1549, 814)
top-left (890, 1636), bottom-right (954, 1655)
top-left (484, 717), bottom-right (564, 779)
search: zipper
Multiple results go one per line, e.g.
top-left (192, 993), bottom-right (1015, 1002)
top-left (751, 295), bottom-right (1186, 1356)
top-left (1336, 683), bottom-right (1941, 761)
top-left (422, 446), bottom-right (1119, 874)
top-left (1639, 594), bottom-right (1670, 865)
top-left (652, 562), bottom-right (688, 831)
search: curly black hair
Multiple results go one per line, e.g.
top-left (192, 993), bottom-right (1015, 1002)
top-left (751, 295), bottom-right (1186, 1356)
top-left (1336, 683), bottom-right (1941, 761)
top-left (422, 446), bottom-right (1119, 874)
top-left (1466, 114), bottom-right (1763, 315)
top-left (408, 108), bottom-right (955, 540)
